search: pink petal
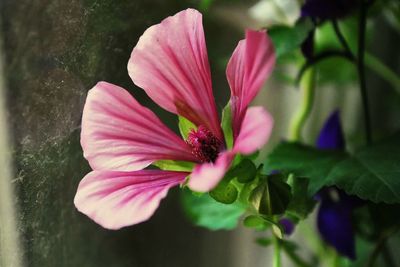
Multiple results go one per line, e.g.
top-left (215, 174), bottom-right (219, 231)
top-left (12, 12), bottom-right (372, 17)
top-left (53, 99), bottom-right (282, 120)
top-left (226, 30), bottom-right (275, 138)
top-left (128, 8), bottom-right (222, 140)
top-left (188, 152), bottom-right (234, 192)
top-left (74, 170), bottom-right (189, 229)
top-left (81, 82), bottom-right (197, 171)
top-left (233, 106), bottom-right (273, 155)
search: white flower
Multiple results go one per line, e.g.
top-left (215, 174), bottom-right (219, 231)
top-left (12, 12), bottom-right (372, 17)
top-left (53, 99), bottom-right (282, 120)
top-left (249, 0), bottom-right (301, 27)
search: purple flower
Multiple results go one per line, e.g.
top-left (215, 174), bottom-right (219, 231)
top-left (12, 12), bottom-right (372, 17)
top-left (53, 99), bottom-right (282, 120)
top-left (302, 0), bottom-right (360, 20)
top-left (317, 187), bottom-right (358, 259)
top-left (279, 218), bottom-right (295, 236)
top-left (316, 111), bottom-right (344, 150)
top-left (316, 111), bottom-right (362, 259)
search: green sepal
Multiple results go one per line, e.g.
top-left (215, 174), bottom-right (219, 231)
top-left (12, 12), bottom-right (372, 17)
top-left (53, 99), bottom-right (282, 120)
top-left (209, 180), bottom-right (238, 204)
top-left (152, 160), bottom-right (194, 172)
top-left (238, 178), bottom-right (259, 205)
top-left (286, 176), bottom-right (316, 219)
top-left (221, 102), bottom-right (233, 149)
top-left (249, 174), bottom-right (292, 216)
top-left (243, 215), bottom-right (269, 231)
top-left (255, 237), bottom-right (273, 247)
top-left (225, 158), bottom-right (257, 183)
top-left (178, 116), bottom-right (196, 139)
top-left (261, 215), bottom-right (285, 239)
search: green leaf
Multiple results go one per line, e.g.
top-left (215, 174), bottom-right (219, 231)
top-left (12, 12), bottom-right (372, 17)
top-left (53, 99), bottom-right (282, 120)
top-left (249, 175), bottom-right (292, 216)
top-left (209, 181), bottom-right (238, 204)
top-left (266, 135), bottom-right (400, 204)
top-left (181, 189), bottom-right (245, 230)
top-left (243, 215), bottom-right (269, 230)
top-left (286, 177), bottom-right (316, 219)
top-left (327, 135), bottom-right (400, 204)
top-left (265, 142), bottom-right (346, 195)
top-left (257, 215), bottom-right (285, 239)
top-left (221, 103), bottom-right (233, 149)
top-left (281, 240), bottom-right (299, 252)
top-left (238, 179), bottom-right (259, 204)
top-left (269, 18), bottom-right (313, 59)
top-left (178, 116), bottom-right (196, 139)
top-left (152, 160), bottom-right (194, 172)
top-left (225, 158), bottom-right (257, 183)
top-left (255, 237), bottom-right (272, 247)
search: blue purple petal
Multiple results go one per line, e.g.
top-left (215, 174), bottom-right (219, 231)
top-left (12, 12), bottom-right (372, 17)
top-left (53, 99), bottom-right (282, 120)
top-left (279, 218), bottom-right (295, 236)
top-left (317, 111), bottom-right (345, 150)
top-left (316, 112), bottom-right (359, 259)
top-left (301, 0), bottom-right (360, 20)
top-left (317, 188), bottom-right (356, 259)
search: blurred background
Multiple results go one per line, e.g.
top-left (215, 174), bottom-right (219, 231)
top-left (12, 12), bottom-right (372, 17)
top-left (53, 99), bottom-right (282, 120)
top-left (0, 0), bottom-right (399, 266)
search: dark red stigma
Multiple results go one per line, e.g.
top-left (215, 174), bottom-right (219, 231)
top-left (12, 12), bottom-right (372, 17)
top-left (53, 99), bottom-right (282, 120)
top-left (186, 125), bottom-right (222, 163)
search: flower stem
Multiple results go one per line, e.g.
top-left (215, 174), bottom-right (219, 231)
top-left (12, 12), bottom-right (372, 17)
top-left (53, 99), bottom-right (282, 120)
top-left (296, 50), bottom-right (354, 84)
top-left (297, 49), bottom-right (400, 96)
top-left (289, 68), bottom-right (316, 141)
top-left (366, 226), bottom-right (400, 267)
top-left (381, 243), bottom-right (395, 267)
top-left (357, 0), bottom-right (372, 145)
top-left (365, 53), bottom-right (400, 94)
top-left (273, 236), bottom-right (282, 267)
top-left (331, 19), bottom-right (355, 60)
top-left (282, 242), bottom-right (313, 267)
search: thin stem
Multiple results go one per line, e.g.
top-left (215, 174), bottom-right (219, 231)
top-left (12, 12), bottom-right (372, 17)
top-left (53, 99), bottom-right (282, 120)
top-left (330, 249), bottom-right (340, 267)
top-left (289, 68), bottom-right (316, 141)
top-left (282, 242), bottom-right (313, 267)
top-left (365, 53), bottom-right (400, 94)
top-left (365, 226), bottom-right (400, 267)
top-left (273, 237), bottom-right (282, 267)
top-left (296, 50), bottom-right (354, 84)
top-left (381, 243), bottom-right (396, 267)
top-left (297, 48), bottom-right (400, 95)
top-left (332, 19), bottom-right (355, 60)
top-left (357, 0), bottom-right (372, 144)
top-left (366, 237), bottom-right (387, 267)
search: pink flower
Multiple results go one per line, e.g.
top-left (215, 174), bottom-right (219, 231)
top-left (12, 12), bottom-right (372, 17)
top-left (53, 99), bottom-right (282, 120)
top-left (74, 8), bottom-right (275, 229)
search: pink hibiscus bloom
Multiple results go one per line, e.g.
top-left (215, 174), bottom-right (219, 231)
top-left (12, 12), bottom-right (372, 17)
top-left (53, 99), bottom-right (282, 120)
top-left (74, 8), bottom-right (275, 229)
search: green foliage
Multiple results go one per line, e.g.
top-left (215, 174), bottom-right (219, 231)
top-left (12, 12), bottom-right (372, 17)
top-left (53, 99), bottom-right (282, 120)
top-left (268, 18), bottom-right (314, 59)
top-left (256, 237), bottom-right (273, 247)
top-left (243, 215), bottom-right (269, 231)
top-left (244, 215), bottom-right (284, 238)
top-left (286, 176), bottom-right (316, 219)
top-left (209, 181), bottom-right (238, 204)
top-left (178, 116), bottom-right (196, 139)
top-left (226, 158), bottom-right (257, 183)
top-left (221, 103), bottom-right (233, 149)
top-left (266, 134), bottom-right (400, 204)
top-left (249, 175), bottom-right (292, 216)
top-left (265, 142), bottom-right (346, 195)
top-left (210, 158), bottom-right (257, 204)
top-left (181, 189), bottom-right (245, 231)
top-left (152, 160), bottom-right (194, 172)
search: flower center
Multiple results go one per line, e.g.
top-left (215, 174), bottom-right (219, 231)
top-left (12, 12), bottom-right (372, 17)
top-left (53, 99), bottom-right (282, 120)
top-left (186, 125), bottom-right (222, 163)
